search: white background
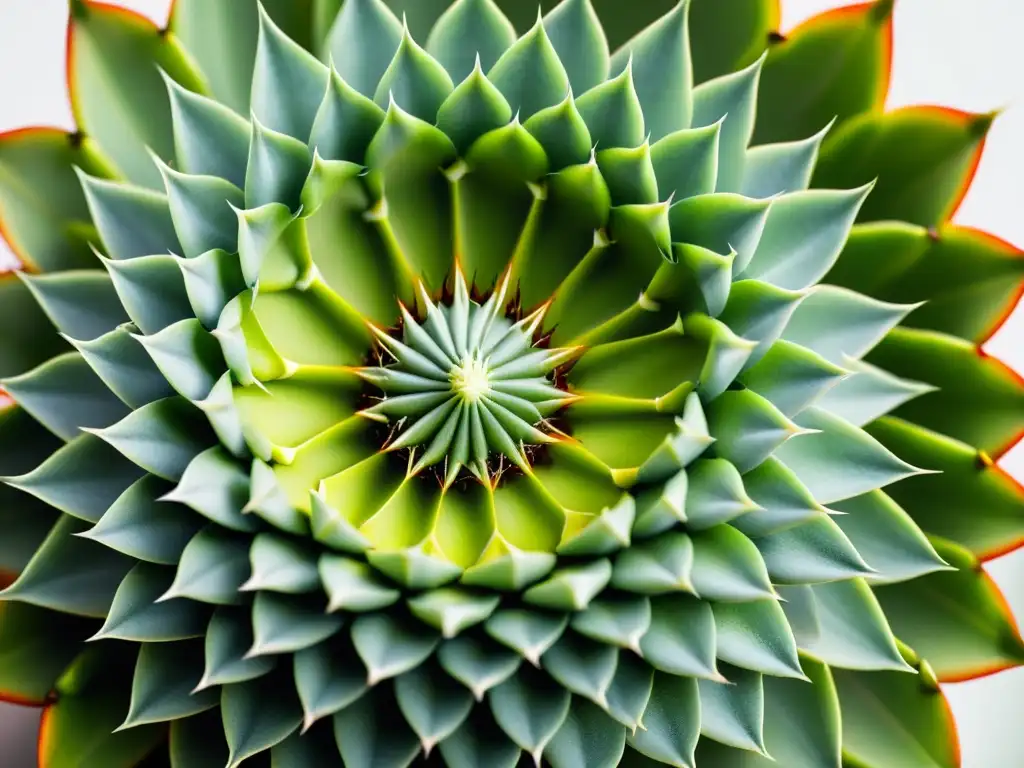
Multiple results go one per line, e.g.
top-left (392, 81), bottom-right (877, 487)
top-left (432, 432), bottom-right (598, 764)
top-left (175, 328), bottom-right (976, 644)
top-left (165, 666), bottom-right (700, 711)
top-left (0, 1), bottom-right (1021, 765)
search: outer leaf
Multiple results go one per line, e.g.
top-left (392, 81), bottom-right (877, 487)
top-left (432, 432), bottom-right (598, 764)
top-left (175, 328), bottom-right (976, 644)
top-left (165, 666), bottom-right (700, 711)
top-left (826, 222), bottom-right (1024, 345)
top-left (0, 127), bottom-right (111, 272)
top-left (0, 275), bottom-right (69, 379)
top-left (867, 417), bottom-right (1024, 561)
top-left (0, 514), bottom-right (131, 618)
top-left (753, 0), bottom-right (892, 144)
top-left (874, 538), bottom-right (1024, 682)
top-left (833, 650), bottom-right (959, 768)
top-left (813, 106), bottom-right (993, 227)
top-left (689, 0), bottom-right (779, 85)
top-left (170, 0), bottom-right (314, 115)
top-left (0, 601), bottom-right (93, 706)
top-left (67, 0), bottom-right (208, 188)
top-left (867, 326), bottom-right (1024, 457)
top-left (221, 671), bottom-right (302, 767)
top-left (38, 647), bottom-right (164, 768)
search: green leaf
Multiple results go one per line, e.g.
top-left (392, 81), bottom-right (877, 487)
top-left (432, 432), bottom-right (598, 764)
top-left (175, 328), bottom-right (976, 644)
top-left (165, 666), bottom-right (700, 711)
top-left (754, 0), bottom-right (892, 145)
top-left (830, 490), bottom-right (949, 585)
top-left (102, 254), bottom-right (193, 336)
top-left (437, 60), bottom-right (514, 155)
top-left (574, 62), bottom-right (645, 149)
top-left (685, 459), bottom-right (758, 530)
top-left (801, 579), bottom-right (910, 672)
top-left (668, 192), bottom-right (771, 273)
top-left (543, 0), bottom-right (610, 94)
top-left (163, 73), bottom-right (250, 187)
top-left (741, 121), bottom-right (830, 199)
top-left (251, 4), bottom-right (330, 140)
top-left (242, 533), bottom-right (320, 594)
top-left (19, 270), bottom-right (129, 342)
top-left (87, 397), bottom-right (214, 481)
top-left (487, 12), bottom-right (570, 120)
top-left (427, 0), bottom-right (517, 84)
top-left (293, 636), bottom-right (367, 730)
top-left (867, 417), bottom-right (1024, 560)
top-left (2, 351), bottom-right (129, 441)
top-left (122, 640), bottom-right (216, 728)
top-left (170, 0), bottom-right (314, 116)
top-left (691, 54), bottom-right (764, 192)
top-left (546, 699), bottom-right (626, 768)
top-left (626, 671), bottom-right (700, 767)
top-left (773, 406), bottom-right (925, 504)
top-left (782, 285), bottom-right (913, 367)
top-left (163, 447), bottom-right (258, 533)
top-left (408, 588), bottom-right (501, 639)
top-left (375, 23), bottom-right (454, 121)
top-left (639, 593), bottom-right (717, 678)
top-left (713, 599), bottom-right (805, 679)
top-left (833, 651), bottom-right (959, 768)
top-left (489, 664), bottom-right (571, 763)
top-left (324, 0), bottom-right (403, 97)
top-left (68, 0), bottom-right (207, 188)
top-left (3, 432), bottom-right (143, 523)
top-left (163, 526), bottom-right (251, 605)
top-left (874, 538), bottom-right (1024, 682)
top-left (704, 388), bottom-right (802, 474)
top-left (612, 532), bottom-right (695, 595)
top-left (689, 0), bottom-right (780, 85)
top-left (170, 709), bottom-right (229, 768)
top-left (608, 0), bottom-right (693, 142)
top-left (868, 326), bottom-right (1024, 456)
top-left (333, 684), bottom-right (422, 768)
top-left (697, 664), bottom-right (766, 754)
top-left (245, 118), bottom-right (312, 210)
top-left (571, 597), bottom-right (651, 651)
top-left (364, 101), bottom-right (457, 290)
top-left (690, 524), bottom-right (774, 601)
top-left (730, 456), bottom-right (827, 537)
top-left (310, 66), bottom-right (387, 162)
top-left (695, 653), bottom-right (842, 767)
top-left (319, 555), bottom-right (399, 612)
top-left (741, 186), bottom-right (872, 290)
top-left (485, 609), bottom-right (568, 665)
top-left (198, 607), bottom-right (276, 690)
top-left (650, 123), bottom-right (721, 202)
top-left (0, 128), bottom-right (110, 272)
top-left (541, 631), bottom-right (618, 707)
top-left (826, 222), bottom-right (1024, 345)
top-left (0, 278), bottom-right (66, 386)
top-left (68, 323), bottom-right (172, 409)
top-left (438, 633), bottom-right (522, 701)
top-left (813, 106), bottom-right (994, 228)
top-left (814, 357), bottom-right (934, 428)
top-left (395, 658), bottom-right (475, 754)
top-left (154, 160), bottom-right (244, 259)
top-left (77, 173), bottom-right (180, 261)
top-left (250, 592), bottom-right (344, 656)
top-left (604, 652), bottom-right (654, 730)
top-left (754, 514), bottom-right (872, 584)
top-left (177, 248), bottom-right (247, 331)
top-left (95, 562), bottom-right (208, 643)
top-left (221, 671), bottom-right (302, 767)
top-left (0, 601), bottom-right (93, 706)
top-left (522, 559), bottom-right (612, 611)
top-left (270, 724), bottom-right (340, 767)
top-left (351, 613), bottom-right (440, 684)
top-left (38, 646), bottom-right (163, 768)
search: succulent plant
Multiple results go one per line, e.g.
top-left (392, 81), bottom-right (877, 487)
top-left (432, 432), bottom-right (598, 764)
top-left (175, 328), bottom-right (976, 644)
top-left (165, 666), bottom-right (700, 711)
top-left (1, 0), bottom-right (1023, 765)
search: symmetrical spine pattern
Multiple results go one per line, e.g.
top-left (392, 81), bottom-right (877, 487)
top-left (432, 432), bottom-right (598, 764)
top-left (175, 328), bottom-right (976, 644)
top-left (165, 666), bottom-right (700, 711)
top-left (0, 1), bottom-right (1022, 767)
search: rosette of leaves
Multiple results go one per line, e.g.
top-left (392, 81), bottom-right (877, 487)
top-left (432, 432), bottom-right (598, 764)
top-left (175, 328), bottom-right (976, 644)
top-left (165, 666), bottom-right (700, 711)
top-left (1, 0), bottom-right (1022, 766)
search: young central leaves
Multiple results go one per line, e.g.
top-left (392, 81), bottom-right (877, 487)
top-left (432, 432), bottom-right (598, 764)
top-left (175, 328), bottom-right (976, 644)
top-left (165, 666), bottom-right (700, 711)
top-left (358, 269), bottom-right (579, 486)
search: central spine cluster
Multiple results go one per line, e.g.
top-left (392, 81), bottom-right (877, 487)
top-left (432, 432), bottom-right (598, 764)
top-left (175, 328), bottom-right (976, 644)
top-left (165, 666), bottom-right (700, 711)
top-left (358, 269), bottom-right (580, 485)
